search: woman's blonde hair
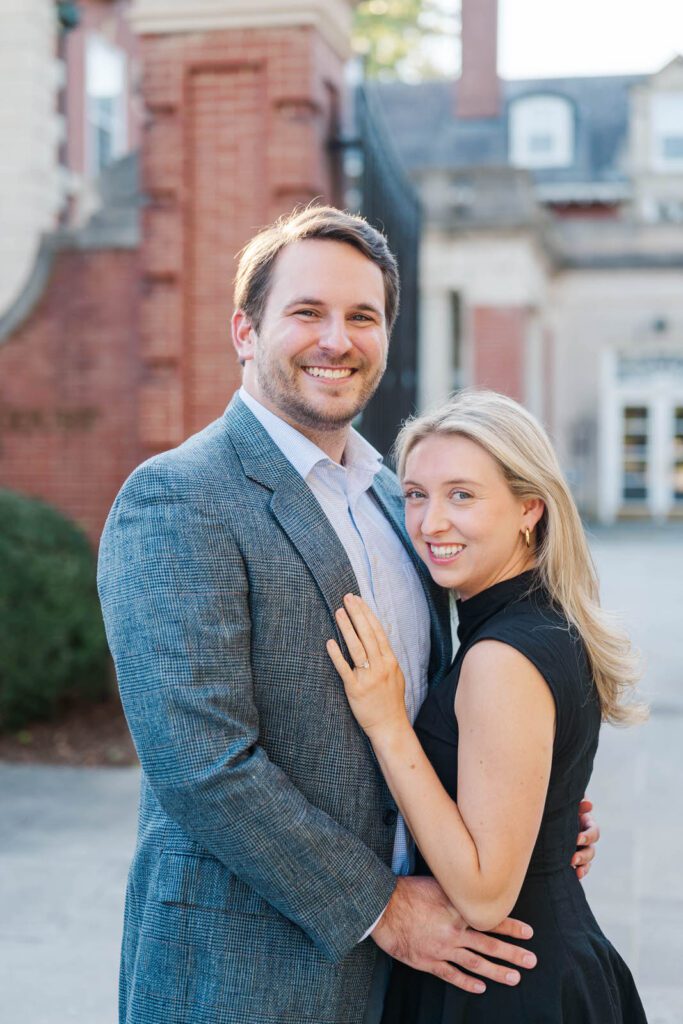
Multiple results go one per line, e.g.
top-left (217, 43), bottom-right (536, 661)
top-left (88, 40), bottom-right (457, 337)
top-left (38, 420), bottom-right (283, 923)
top-left (395, 389), bottom-right (646, 725)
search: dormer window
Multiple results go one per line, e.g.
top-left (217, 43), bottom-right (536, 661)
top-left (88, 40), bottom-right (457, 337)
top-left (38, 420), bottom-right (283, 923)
top-left (509, 95), bottom-right (574, 169)
top-left (651, 92), bottom-right (683, 171)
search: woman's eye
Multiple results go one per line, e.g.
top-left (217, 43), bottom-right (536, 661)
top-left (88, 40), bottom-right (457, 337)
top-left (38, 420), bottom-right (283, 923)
top-left (451, 491), bottom-right (472, 501)
top-left (404, 489), bottom-right (425, 500)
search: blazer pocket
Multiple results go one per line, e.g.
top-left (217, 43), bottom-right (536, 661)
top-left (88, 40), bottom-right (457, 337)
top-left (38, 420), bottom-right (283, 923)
top-left (155, 850), bottom-right (280, 919)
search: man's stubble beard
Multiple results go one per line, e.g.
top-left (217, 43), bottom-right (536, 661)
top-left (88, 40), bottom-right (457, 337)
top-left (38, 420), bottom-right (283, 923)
top-left (255, 349), bottom-right (387, 434)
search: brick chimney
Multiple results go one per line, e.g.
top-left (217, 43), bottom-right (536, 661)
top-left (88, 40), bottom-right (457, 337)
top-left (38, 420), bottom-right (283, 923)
top-left (456, 0), bottom-right (500, 119)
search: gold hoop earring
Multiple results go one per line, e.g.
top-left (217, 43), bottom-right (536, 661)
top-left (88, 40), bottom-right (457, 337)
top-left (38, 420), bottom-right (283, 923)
top-left (525, 528), bottom-right (531, 548)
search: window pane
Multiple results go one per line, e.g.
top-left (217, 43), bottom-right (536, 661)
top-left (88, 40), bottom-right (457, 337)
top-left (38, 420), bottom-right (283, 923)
top-left (529, 134), bottom-right (554, 153)
top-left (673, 406), bottom-right (683, 503)
top-left (86, 34), bottom-right (127, 176)
top-left (87, 37), bottom-right (125, 99)
top-left (622, 406), bottom-right (649, 503)
top-left (663, 136), bottom-right (683, 160)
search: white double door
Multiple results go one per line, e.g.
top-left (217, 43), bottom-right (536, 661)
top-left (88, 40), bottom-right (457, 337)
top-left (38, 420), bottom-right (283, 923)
top-left (599, 361), bottom-right (683, 522)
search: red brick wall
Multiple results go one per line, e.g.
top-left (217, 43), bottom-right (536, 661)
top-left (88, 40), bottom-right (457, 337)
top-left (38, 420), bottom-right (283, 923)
top-left (138, 26), bottom-right (344, 455)
top-left (471, 305), bottom-right (527, 401)
top-left (0, 248), bottom-right (141, 544)
top-left (0, 20), bottom-right (343, 543)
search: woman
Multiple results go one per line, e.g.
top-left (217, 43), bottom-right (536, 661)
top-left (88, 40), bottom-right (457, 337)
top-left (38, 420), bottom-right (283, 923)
top-left (327, 390), bottom-right (647, 1023)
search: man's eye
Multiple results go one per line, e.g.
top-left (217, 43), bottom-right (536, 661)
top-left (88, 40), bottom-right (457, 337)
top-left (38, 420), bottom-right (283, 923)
top-left (350, 313), bottom-right (372, 322)
top-left (295, 309), bottom-right (318, 317)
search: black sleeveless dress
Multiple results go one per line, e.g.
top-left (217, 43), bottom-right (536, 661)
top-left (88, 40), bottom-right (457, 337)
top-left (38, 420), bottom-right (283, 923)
top-left (381, 571), bottom-right (647, 1024)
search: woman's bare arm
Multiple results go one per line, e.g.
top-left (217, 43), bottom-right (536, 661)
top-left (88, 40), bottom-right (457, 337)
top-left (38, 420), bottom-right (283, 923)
top-left (328, 596), bottom-right (555, 932)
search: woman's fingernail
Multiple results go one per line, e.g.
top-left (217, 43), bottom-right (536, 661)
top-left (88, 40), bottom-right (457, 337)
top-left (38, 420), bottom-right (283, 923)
top-left (522, 925), bottom-right (533, 939)
top-left (523, 954), bottom-right (536, 968)
top-left (506, 971), bottom-right (520, 985)
top-left (474, 982), bottom-right (485, 994)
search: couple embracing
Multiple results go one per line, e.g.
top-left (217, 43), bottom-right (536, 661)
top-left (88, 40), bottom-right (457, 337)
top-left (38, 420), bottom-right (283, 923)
top-left (98, 206), bottom-right (647, 1023)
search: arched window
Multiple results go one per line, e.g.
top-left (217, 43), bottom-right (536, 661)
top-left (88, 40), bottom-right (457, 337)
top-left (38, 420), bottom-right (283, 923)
top-left (508, 95), bottom-right (575, 169)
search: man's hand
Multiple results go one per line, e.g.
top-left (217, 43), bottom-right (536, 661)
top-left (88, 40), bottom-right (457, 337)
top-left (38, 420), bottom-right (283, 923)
top-left (371, 877), bottom-right (536, 995)
top-left (573, 798), bottom-right (600, 880)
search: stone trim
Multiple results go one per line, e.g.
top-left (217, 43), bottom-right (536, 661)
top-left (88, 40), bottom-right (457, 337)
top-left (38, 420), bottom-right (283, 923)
top-left (129, 0), bottom-right (354, 60)
top-left (0, 222), bottom-right (139, 345)
top-left (0, 236), bottom-right (59, 345)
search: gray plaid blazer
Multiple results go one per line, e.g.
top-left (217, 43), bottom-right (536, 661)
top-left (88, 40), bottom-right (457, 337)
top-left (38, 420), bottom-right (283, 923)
top-left (97, 395), bottom-right (451, 1024)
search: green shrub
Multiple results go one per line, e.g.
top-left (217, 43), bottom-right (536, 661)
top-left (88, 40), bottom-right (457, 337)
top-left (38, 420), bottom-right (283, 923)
top-left (0, 489), bottom-right (109, 732)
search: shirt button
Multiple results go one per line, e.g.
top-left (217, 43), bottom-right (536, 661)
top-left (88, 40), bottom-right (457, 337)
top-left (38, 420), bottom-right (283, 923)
top-left (383, 808), bottom-right (398, 827)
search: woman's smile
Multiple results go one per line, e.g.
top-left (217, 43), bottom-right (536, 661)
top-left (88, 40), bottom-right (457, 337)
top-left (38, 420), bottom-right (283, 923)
top-left (425, 542), bottom-right (467, 564)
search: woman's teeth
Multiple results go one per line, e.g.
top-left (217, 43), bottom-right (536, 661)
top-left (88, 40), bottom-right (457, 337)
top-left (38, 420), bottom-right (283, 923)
top-left (303, 367), bottom-right (354, 379)
top-left (429, 544), bottom-right (465, 558)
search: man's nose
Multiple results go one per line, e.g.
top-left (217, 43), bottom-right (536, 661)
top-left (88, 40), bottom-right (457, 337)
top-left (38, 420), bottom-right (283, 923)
top-left (318, 316), bottom-right (353, 355)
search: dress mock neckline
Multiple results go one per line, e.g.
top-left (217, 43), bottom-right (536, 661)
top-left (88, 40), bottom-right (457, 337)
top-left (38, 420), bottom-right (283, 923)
top-left (455, 569), bottom-right (541, 646)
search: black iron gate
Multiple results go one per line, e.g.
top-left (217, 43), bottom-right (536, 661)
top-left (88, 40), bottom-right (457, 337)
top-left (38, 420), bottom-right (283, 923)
top-left (352, 84), bottom-right (421, 460)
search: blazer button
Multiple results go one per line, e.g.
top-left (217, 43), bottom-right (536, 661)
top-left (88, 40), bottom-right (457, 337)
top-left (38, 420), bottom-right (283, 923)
top-left (383, 808), bottom-right (398, 827)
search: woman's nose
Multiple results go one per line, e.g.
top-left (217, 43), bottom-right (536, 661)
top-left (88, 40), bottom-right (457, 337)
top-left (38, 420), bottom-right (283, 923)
top-left (420, 501), bottom-right (450, 537)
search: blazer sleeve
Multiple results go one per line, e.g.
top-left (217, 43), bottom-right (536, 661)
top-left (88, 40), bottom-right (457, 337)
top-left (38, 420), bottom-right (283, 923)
top-left (97, 460), bottom-right (396, 962)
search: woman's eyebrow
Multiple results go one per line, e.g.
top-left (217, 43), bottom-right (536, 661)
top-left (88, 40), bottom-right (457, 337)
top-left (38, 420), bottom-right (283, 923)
top-left (402, 478), bottom-right (479, 488)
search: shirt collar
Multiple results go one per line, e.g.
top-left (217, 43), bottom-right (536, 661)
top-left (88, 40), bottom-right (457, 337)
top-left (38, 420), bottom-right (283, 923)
top-left (239, 386), bottom-right (382, 491)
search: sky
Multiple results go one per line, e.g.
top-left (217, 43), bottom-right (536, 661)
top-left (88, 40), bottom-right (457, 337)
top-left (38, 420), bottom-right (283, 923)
top-left (499, 0), bottom-right (683, 79)
top-left (426, 0), bottom-right (683, 80)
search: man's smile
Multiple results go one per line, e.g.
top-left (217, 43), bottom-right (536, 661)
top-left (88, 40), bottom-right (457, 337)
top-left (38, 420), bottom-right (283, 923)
top-left (301, 366), bottom-right (357, 381)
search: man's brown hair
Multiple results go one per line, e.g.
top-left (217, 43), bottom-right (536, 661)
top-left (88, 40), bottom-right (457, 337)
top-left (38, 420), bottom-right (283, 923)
top-left (233, 205), bottom-right (400, 334)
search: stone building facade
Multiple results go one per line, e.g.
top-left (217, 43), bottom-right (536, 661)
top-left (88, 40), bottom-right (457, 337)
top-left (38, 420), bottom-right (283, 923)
top-left (375, 0), bottom-right (683, 522)
top-left (0, 0), bottom-right (64, 314)
top-left (2, 0), bottom-right (682, 535)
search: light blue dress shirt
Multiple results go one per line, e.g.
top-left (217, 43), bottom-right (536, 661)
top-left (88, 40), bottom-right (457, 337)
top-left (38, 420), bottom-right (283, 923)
top-left (239, 387), bottom-right (431, 879)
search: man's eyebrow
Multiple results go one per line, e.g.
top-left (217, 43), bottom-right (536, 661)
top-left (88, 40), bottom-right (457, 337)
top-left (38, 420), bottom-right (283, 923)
top-left (282, 298), bottom-right (384, 318)
top-left (284, 297), bottom-right (325, 308)
top-left (354, 302), bottom-right (384, 318)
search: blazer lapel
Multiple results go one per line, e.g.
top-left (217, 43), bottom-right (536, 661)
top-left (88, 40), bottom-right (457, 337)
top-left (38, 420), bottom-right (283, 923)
top-left (223, 395), bottom-right (451, 680)
top-left (223, 396), bottom-right (359, 629)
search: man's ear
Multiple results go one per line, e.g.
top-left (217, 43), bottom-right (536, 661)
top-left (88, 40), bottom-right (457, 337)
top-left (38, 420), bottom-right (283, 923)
top-left (232, 309), bottom-right (257, 366)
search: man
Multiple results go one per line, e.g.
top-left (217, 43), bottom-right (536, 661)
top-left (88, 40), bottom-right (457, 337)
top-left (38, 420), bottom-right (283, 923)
top-left (98, 206), bottom-right (597, 1024)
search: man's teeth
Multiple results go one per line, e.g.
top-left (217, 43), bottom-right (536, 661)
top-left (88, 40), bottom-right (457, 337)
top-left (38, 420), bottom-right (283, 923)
top-left (430, 544), bottom-right (465, 558)
top-left (303, 367), bottom-right (354, 379)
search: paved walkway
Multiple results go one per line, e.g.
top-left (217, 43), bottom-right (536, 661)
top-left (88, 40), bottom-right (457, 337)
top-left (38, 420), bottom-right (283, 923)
top-left (0, 765), bottom-right (139, 1024)
top-left (1, 524), bottom-right (681, 1022)
top-left (582, 525), bottom-right (683, 1024)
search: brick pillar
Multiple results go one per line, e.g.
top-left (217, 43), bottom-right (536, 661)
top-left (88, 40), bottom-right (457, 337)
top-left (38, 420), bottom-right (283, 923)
top-left (471, 306), bottom-right (526, 401)
top-left (456, 0), bottom-right (500, 119)
top-left (130, 0), bottom-right (350, 452)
